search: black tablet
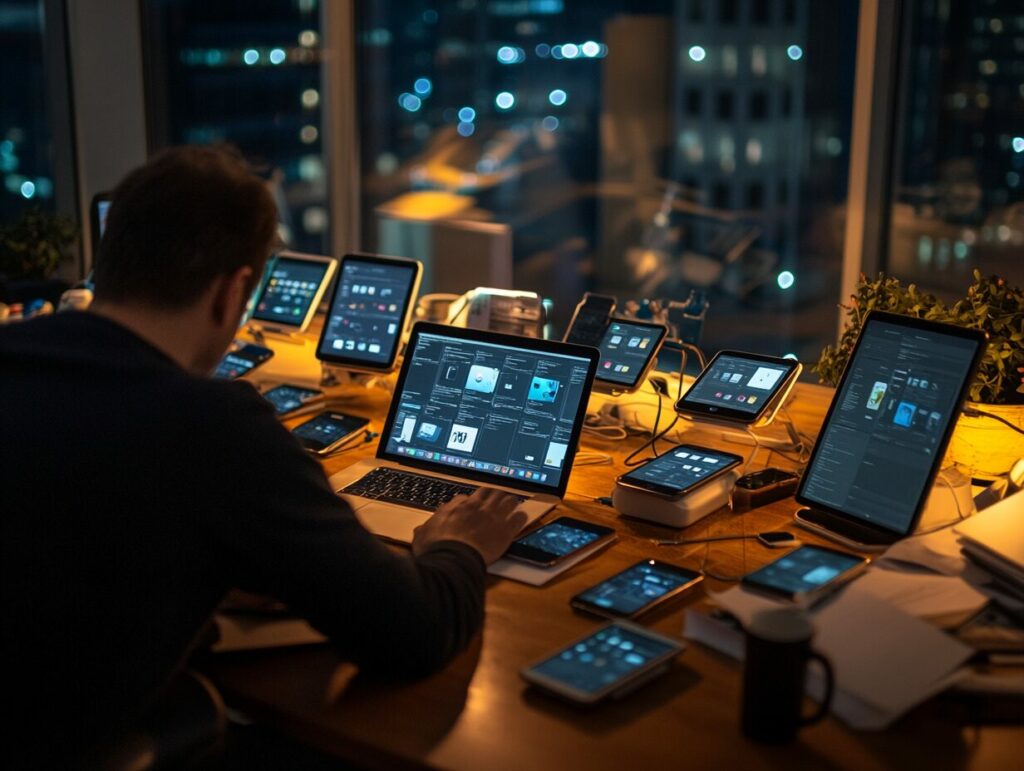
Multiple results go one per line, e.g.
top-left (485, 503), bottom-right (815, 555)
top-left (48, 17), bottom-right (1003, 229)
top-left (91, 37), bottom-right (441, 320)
top-left (675, 350), bottom-right (801, 424)
top-left (593, 318), bottom-right (668, 393)
top-left (315, 253), bottom-right (422, 372)
top-left (795, 311), bottom-right (986, 544)
top-left (250, 251), bottom-right (337, 332)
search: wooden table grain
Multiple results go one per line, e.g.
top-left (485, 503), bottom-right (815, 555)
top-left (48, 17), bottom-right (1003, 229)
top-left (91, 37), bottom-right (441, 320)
top-left (205, 380), bottom-right (1022, 770)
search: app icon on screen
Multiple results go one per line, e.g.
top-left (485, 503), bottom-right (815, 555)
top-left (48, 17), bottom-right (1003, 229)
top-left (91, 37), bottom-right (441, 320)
top-left (447, 424), bottom-right (479, 452)
top-left (529, 376), bottom-right (560, 403)
top-left (893, 401), bottom-right (917, 428)
top-left (465, 365), bottom-right (499, 394)
top-left (747, 367), bottom-right (783, 390)
top-left (866, 381), bottom-right (888, 410)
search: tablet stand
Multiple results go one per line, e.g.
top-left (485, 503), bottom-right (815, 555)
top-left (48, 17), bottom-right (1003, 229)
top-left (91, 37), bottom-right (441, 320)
top-left (245, 323), bottom-right (306, 346)
top-left (319, 362), bottom-right (396, 396)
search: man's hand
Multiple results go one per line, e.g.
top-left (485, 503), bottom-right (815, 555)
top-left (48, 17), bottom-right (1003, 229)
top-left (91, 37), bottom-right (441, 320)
top-left (412, 487), bottom-right (528, 565)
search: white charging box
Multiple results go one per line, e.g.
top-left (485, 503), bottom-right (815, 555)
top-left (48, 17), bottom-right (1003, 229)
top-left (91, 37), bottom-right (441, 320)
top-left (612, 469), bottom-right (742, 529)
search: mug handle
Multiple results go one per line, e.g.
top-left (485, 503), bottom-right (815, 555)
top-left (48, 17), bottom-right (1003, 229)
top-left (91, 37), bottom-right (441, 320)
top-left (800, 651), bottom-right (835, 726)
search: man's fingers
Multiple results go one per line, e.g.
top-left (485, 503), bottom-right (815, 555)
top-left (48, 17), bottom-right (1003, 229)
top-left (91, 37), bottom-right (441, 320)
top-left (506, 509), bottom-right (528, 534)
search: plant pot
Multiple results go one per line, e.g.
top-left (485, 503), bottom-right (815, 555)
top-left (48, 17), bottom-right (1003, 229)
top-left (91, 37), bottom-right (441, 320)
top-left (944, 401), bottom-right (1024, 480)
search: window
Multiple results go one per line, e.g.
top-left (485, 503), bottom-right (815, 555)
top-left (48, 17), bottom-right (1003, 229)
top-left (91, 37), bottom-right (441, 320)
top-left (355, 1), bottom-right (860, 363)
top-left (1, 0), bottom-right (55, 220)
top-left (140, 0), bottom-right (328, 254)
top-left (753, 0), bottom-right (772, 26)
top-left (885, 0), bottom-right (1024, 293)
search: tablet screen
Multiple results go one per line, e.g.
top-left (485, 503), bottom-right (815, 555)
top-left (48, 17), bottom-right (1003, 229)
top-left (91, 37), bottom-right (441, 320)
top-left (251, 255), bottom-right (333, 327)
top-left (677, 351), bottom-right (798, 422)
top-left (595, 320), bottom-right (667, 389)
top-left (797, 315), bottom-right (984, 535)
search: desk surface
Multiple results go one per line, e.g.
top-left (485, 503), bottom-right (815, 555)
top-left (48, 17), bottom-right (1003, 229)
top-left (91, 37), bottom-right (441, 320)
top-left (206, 379), bottom-right (1021, 771)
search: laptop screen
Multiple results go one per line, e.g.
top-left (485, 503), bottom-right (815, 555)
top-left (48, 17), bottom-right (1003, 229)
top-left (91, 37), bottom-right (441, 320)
top-left (380, 326), bottom-right (597, 495)
top-left (797, 314), bottom-right (984, 535)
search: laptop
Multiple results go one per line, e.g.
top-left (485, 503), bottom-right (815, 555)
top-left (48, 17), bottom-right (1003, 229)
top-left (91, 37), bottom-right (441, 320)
top-left (794, 310), bottom-right (986, 550)
top-left (329, 322), bottom-right (600, 544)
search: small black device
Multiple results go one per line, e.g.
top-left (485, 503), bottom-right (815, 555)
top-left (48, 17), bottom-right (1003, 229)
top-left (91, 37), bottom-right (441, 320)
top-left (504, 516), bottom-right (616, 567)
top-left (731, 467), bottom-right (800, 513)
top-left (520, 620), bottom-right (684, 705)
top-left (617, 444), bottom-right (743, 499)
top-left (213, 343), bottom-right (274, 380)
top-left (593, 318), bottom-right (669, 393)
top-left (571, 559), bottom-right (704, 618)
top-left (261, 384), bottom-right (324, 416)
top-left (89, 191), bottom-right (113, 256)
top-left (675, 350), bottom-right (801, 426)
top-left (563, 292), bottom-right (616, 347)
top-left (756, 531), bottom-right (801, 548)
top-left (250, 251), bottom-right (337, 332)
top-left (316, 253), bottom-right (422, 372)
top-left (741, 544), bottom-right (869, 606)
top-left (291, 411), bottom-right (370, 455)
top-left (795, 311), bottom-right (986, 548)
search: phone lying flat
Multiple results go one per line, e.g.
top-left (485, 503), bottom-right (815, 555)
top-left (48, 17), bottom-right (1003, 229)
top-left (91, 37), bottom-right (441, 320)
top-left (616, 444), bottom-right (743, 499)
top-left (521, 620), bottom-right (684, 705)
top-left (571, 559), bottom-right (704, 619)
top-left (213, 342), bottom-right (274, 380)
top-left (261, 384), bottom-right (324, 416)
top-left (741, 544), bottom-right (869, 606)
top-left (291, 411), bottom-right (369, 455)
top-left (504, 516), bottom-right (616, 567)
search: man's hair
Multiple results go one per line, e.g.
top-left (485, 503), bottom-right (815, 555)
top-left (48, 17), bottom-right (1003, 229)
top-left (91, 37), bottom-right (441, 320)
top-left (93, 145), bottom-right (278, 309)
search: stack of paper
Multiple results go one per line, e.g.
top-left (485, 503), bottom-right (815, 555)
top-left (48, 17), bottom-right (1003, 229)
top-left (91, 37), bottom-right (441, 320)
top-left (954, 492), bottom-right (1024, 600)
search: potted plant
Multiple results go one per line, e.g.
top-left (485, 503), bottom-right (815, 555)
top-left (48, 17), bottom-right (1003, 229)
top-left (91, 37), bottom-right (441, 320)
top-left (814, 271), bottom-right (1024, 480)
top-left (0, 208), bottom-right (79, 305)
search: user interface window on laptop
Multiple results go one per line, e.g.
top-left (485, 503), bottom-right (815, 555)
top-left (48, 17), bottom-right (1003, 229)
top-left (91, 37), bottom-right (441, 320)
top-left (800, 318), bottom-right (982, 534)
top-left (383, 331), bottom-right (593, 491)
top-left (316, 258), bottom-right (417, 367)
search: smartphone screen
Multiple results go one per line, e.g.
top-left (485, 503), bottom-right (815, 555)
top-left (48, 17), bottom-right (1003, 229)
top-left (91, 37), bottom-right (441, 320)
top-left (522, 622), bottom-right (682, 703)
top-left (262, 384), bottom-right (323, 416)
top-left (742, 545), bottom-right (867, 602)
top-left (564, 293), bottom-right (616, 347)
top-left (291, 412), bottom-right (369, 453)
top-left (213, 343), bottom-right (274, 380)
top-left (504, 516), bottom-right (615, 566)
top-left (572, 559), bottom-right (703, 618)
top-left (618, 444), bottom-right (743, 498)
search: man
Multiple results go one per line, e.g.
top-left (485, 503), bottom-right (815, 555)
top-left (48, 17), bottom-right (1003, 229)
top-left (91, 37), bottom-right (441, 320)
top-left (0, 146), bottom-right (525, 765)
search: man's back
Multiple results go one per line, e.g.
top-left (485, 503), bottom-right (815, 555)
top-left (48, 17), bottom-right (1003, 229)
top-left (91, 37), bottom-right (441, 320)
top-left (1, 312), bottom-right (488, 763)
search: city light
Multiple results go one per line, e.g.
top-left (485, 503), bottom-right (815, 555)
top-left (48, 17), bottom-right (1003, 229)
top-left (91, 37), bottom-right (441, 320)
top-left (298, 30), bottom-right (318, 48)
top-left (497, 46), bottom-right (517, 63)
top-left (787, 45), bottom-right (803, 61)
top-left (301, 88), bottom-right (319, 108)
top-left (495, 91), bottom-right (515, 110)
top-left (688, 45), bottom-right (706, 62)
top-left (399, 93), bottom-right (422, 112)
top-left (299, 125), bottom-right (318, 144)
top-left (548, 88), bottom-right (567, 106)
top-left (457, 121), bottom-right (475, 137)
top-left (20, 180), bottom-right (35, 199)
top-left (1012, 136), bottom-right (1024, 153)
top-left (269, 48), bottom-right (286, 65)
top-left (242, 49), bottom-right (259, 65)
top-left (414, 77), bottom-right (432, 95)
top-left (542, 115), bottom-right (559, 131)
top-left (535, 43), bottom-right (551, 58)
top-left (458, 106), bottom-right (476, 122)
top-left (777, 270), bottom-right (795, 290)
top-left (581, 40), bottom-right (600, 58)
top-left (561, 43), bottom-right (579, 59)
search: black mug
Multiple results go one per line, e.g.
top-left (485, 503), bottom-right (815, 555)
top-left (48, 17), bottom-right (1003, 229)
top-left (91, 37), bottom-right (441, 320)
top-left (740, 607), bottom-right (835, 743)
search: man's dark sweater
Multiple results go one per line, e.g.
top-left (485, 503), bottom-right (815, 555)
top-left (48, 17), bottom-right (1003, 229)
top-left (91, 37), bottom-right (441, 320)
top-left (0, 312), bottom-right (486, 763)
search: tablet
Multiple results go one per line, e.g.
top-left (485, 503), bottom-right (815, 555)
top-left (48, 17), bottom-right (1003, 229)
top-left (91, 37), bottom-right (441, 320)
top-left (675, 350), bottom-right (800, 425)
top-left (250, 251), bottom-right (337, 332)
top-left (593, 318), bottom-right (668, 393)
top-left (795, 311), bottom-right (986, 546)
top-left (616, 443), bottom-right (743, 498)
top-left (316, 253), bottom-right (422, 372)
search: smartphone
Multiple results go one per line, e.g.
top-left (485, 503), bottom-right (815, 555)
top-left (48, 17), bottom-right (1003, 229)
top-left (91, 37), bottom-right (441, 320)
top-left (675, 350), bottom-right (802, 426)
top-left (616, 444), bottom-right (743, 499)
top-left (564, 293), bottom-right (616, 347)
top-left (213, 342), bottom-right (274, 380)
top-left (504, 516), bottom-right (616, 567)
top-left (741, 544), bottom-right (869, 606)
top-left (571, 559), bottom-right (704, 619)
top-left (520, 620), bottom-right (684, 705)
top-left (291, 411), bottom-right (370, 455)
top-left (731, 467), bottom-right (800, 513)
top-left (261, 384), bottom-right (324, 416)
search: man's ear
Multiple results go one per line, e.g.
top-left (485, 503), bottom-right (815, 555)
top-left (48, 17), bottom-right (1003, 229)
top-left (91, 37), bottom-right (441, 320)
top-left (210, 266), bottom-right (255, 329)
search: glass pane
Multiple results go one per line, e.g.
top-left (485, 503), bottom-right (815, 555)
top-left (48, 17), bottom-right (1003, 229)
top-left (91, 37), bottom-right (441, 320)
top-left (0, 0), bottom-right (55, 218)
top-left (141, 0), bottom-right (328, 253)
top-left (355, 1), bottom-right (859, 364)
top-left (887, 0), bottom-right (1024, 294)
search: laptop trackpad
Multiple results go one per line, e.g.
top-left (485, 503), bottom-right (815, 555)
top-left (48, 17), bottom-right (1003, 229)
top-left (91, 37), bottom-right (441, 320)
top-left (354, 503), bottom-right (429, 545)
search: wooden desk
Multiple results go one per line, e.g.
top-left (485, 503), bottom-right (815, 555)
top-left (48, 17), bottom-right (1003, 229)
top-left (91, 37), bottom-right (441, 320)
top-left (205, 382), bottom-right (1021, 770)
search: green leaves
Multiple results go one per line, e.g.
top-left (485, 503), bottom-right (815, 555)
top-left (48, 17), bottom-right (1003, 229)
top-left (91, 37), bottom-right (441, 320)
top-left (812, 272), bottom-right (1024, 405)
top-left (0, 208), bottom-right (79, 281)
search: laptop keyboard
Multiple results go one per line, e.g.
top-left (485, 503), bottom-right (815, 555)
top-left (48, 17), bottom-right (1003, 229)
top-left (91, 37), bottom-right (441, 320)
top-left (341, 468), bottom-right (524, 512)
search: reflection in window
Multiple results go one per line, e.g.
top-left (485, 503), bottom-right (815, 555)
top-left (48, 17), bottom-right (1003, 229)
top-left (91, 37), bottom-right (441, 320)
top-left (356, 0), bottom-right (860, 361)
top-left (887, 0), bottom-right (1024, 293)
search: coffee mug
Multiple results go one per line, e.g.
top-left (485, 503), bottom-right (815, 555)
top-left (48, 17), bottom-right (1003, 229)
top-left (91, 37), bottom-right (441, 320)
top-left (741, 607), bottom-right (835, 743)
